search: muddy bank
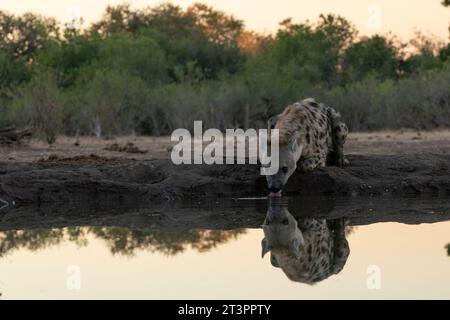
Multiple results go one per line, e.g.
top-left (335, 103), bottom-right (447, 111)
top-left (0, 154), bottom-right (449, 208)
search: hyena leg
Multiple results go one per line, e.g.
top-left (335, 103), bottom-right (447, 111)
top-left (298, 154), bottom-right (326, 173)
top-left (332, 122), bottom-right (349, 167)
top-left (328, 218), bottom-right (350, 275)
top-left (328, 106), bottom-right (349, 167)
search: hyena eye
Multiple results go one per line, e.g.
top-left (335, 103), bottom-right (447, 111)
top-left (265, 219), bottom-right (271, 225)
top-left (281, 166), bottom-right (288, 173)
top-left (282, 219), bottom-right (289, 225)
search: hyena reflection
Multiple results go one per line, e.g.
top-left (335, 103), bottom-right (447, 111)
top-left (261, 205), bottom-right (350, 284)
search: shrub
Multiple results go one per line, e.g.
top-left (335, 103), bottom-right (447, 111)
top-left (8, 71), bottom-right (62, 143)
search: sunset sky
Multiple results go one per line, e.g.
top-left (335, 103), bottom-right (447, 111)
top-left (1, 0), bottom-right (449, 41)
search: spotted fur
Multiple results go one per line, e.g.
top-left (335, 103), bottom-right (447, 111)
top-left (262, 206), bottom-right (350, 284)
top-left (270, 98), bottom-right (348, 171)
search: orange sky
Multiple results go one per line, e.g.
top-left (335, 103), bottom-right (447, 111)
top-left (1, 0), bottom-right (449, 41)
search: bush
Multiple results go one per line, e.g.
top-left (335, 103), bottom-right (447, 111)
top-left (0, 5), bottom-right (449, 136)
top-left (8, 71), bottom-right (62, 143)
top-left (316, 67), bottom-right (450, 130)
top-left (71, 69), bottom-right (150, 137)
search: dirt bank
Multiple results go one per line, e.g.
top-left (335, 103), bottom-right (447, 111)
top-left (0, 153), bottom-right (449, 209)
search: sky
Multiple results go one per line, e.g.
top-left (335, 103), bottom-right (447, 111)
top-left (0, 0), bottom-right (449, 41)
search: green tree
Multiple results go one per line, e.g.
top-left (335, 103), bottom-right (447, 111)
top-left (36, 34), bottom-right (101, 87)
top-left (90, 4), bottom-right (143, 35)
top-left (270, 14), bottom-right (357, 86)
top-left (92, 33), bottom-right (167, 84)
top-left (187, 3), bottom-right (244, 46)
top-left (439, 43), bottom-right (450, 61)
top-left (442, 0), bottom-right (450, 37)
top-left (342, 35), bottom-right (400, 81)
top-left (402, 32), bottom-right (445, 75)
top-left (90, 3), bottom-right (245, 80)
top-left (0, 50), bottom-right (31, 88)
top-left (0, 11), bottom-right (59, 60)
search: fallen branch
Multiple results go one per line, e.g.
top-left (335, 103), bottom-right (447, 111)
top-left (0, 127), bottom-right (34, 144)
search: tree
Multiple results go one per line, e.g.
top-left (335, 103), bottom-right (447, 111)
top-left (36, 34), bottom-right (101, 88)
top-left (402, 32), bottom-right (445, 74)
top-left (238, 31), bottom-right (273, 55)
top-left (269, 14), bottom-right (357, 86)
top-left (0, 49), bottom-right (30, 88)
top-left (443, 0), bottom-right (450, 37)
top-left (90, 4), bottom-right (143, 35)
top-left (0, 11), bottom-right (59, 60)
top-left (342, 35), bottom-right (400, 81)
top-left (439, 43), bottom-right (450, 61)
top-left (92, 33), bottom-right (167, 84)
top-left (187, 3), bottom-right (244, 46)
top-left (89, 3), bottom-right (245, 80)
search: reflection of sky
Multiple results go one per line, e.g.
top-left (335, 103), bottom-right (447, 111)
top-left (1, 0), bottom-right (450, 40)
top-left (0, 221), bottom-right (449, 299)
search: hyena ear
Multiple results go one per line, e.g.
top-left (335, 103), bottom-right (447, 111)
top-left (261, 238), bottom-right (271, 258)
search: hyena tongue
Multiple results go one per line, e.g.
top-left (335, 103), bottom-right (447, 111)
top-left (269, 191), bottom-right (282, 197)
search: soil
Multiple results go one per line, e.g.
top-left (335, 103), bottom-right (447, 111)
top-left (1, 129), bottom-right (450, 163)
top-left (0, 130), bottom-right (449, 213)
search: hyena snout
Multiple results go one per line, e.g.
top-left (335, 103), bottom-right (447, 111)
top-left (269, 185), bottom-right (282, 193)
top-left (267, 178), bottom-right (283, 196)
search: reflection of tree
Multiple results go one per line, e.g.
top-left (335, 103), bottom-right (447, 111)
top-left (90, 227), bottom-right (244, 256)
top-left (0, 227), bottom-right (245, 257)
top-left (345, 226), bottom-right (356, 236)
top-left (0, 229), bottom-right (67, 257)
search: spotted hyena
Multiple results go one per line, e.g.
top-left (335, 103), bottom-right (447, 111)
top-left (266, 98), bottom-right (348, 197)
top-left (261, 205), bottom-right (350, 284)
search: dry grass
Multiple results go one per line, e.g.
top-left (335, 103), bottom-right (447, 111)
top-left (1, 129), bottom-right (450, 163)
top-left (346, 129), bottom-right (450, 155)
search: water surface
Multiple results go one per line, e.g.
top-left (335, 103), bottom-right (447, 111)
top-left (0, 196), bottom-right (449, 299)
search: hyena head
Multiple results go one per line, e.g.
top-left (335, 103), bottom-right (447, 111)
top-left (266, 135), bottom-right (303, 197)
top-left (261, 205), bottom-right (351, 284)
top-left (261, 205), bottom-right (304, 261)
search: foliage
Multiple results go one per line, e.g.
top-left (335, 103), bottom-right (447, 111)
top-left (0, 3), bottom-right (449, 141)
top-left (0, 227), bottom-right (245, 257)
top-left (9, 71), bottom-right (62, 143)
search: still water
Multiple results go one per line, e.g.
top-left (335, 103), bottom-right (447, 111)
top-left (0, 197), bottom-right (449, 299)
